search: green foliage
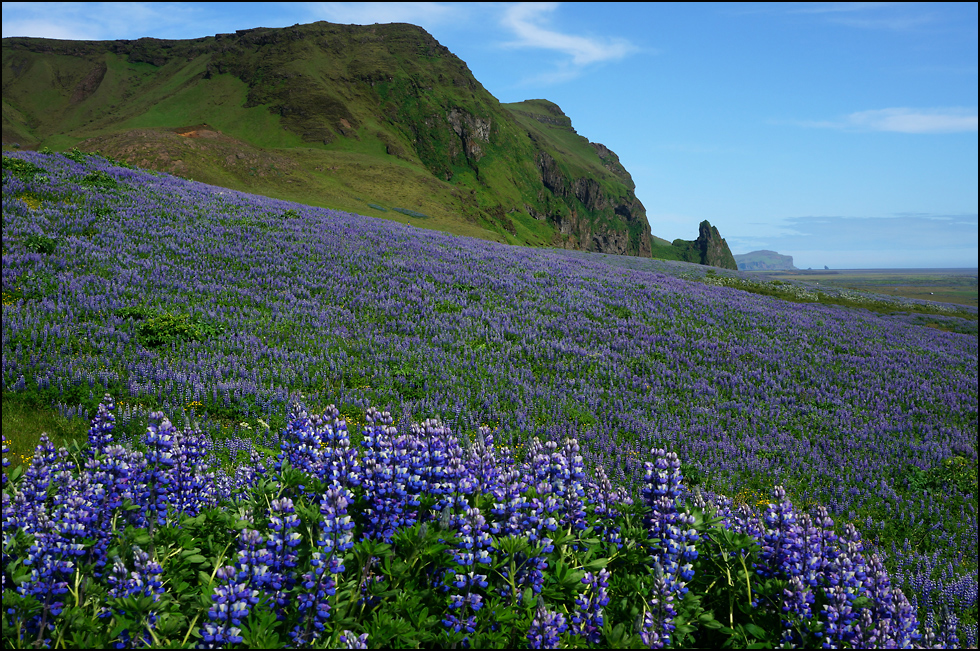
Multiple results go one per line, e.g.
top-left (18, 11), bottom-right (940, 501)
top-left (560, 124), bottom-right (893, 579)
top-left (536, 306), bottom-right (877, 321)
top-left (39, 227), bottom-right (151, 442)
top-left (62, 147), bottom-right (90, 163)
top-left (607, 304), bottom-right (632, 320)
top-left (22, 233), bottom-right (58, 255)
top-left (114, 305), bottom-right (154, 321)
top-left (79, 170), bottom-right (119, 190)
top-left (6, 269), bottom-right (59, 302)
top-left (907, 456), bottom-right (978, 495)
top-left (434, 300), bottom-right (462, 314)
top-left (564, 403), bottom-right (597, 428)
top-left (118, 310), bottom-right (226, 348)
top-left (2, 156), bottom-right (48, 184)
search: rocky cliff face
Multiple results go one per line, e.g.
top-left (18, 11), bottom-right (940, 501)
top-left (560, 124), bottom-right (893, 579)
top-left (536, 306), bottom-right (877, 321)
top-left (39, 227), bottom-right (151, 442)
top-left (672, 220), bottom-right (738, 270)
top-left (506, 100), bottom-right (653, 257)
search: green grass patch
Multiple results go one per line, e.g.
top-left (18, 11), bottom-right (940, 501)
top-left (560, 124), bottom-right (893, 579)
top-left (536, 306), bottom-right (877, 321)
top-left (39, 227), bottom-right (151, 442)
top-left (1, 394), bottom-right (89, 476)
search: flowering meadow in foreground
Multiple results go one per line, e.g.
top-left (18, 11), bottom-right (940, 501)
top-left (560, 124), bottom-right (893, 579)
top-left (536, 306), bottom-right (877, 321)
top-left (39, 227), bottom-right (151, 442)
top-left (2, 151), bottom-right (978, 644)
top-left (0, 396), bottom-right (944, 648)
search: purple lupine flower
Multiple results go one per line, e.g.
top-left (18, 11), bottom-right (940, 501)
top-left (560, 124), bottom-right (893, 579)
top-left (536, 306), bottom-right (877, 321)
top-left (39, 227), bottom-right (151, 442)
top-left (168, 424), bottom-right (210, 518)
top-left (87, 394), bottom-right (116, 456)
top-left (392, 432), bottom-right (424, 529)
top-left (757, 486), bottom-right (803, 581)
top-left (291, 487), bottom-right (353, 646)
top-left (233, 449), bottom-right (269, 500)
top-left (263, 498), bottom-right (301, 619)
top-left (48, 445), bottom-right (77, 506)
top-left (49, 487), bottom-right (113, 579)
top-left (143, 411), bottom-right (177, 526)
top-left (19, 432), bottom-right (59, 508)
top-left (318, 487), bottom-right (356, 569)
top-left (442, 507), bottom-right (491, 644)
top-left (338, 630), bottom-right (369, 649)
top-left (415, 418), bottom-right (467, 517)
top-left (639, 560), bottom-right (676, 649)
top-left (275, 402), bottom-right (325, 481)
top-left (862, 553), bottom-right (921, 647)
top-left (641, 448), bottom-right (699, 600)
top-left (558, 438), bottom-right (588, 534)
top-left (359, 408), bottom-right (405, 542)
top-left (451, 507), bottom-right (493, 568)
top-left (583, 464), bottom-right (629, 549)
top-left (464, 425), bottom-right (501, 496)
top-left (14, 538), bottom-right (77, 646)
top-left (201, 564), bottom-right (259, 648)
top-left (570, 568), bottom-right (611, 644)
top-left (102, 545), bottom-right (165, 648)
top-left (488, 465), bottom-right (530, 537)
top-left (527, 596), bottom-right (569, 649)
top-left (2, 434), bottom-right (10, 491)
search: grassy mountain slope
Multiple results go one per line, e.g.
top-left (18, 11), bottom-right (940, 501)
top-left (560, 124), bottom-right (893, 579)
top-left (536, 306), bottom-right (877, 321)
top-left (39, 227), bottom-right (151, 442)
top-left (2, 21), bottom-right (727, 263)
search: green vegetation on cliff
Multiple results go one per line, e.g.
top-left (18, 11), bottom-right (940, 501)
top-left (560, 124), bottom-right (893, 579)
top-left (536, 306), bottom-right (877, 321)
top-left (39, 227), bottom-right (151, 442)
top-left (3, 21), bottom-right (732, 264)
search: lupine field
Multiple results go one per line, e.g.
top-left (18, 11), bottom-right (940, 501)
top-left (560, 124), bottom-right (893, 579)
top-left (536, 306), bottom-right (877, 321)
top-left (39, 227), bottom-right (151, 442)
top-left (1, 150), bottom-right (977, 648)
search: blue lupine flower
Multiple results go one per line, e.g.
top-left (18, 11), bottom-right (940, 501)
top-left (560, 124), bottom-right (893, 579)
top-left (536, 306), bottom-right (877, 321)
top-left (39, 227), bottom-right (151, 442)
top-left (639, 560), bottom-right (676, 649)
top-left (202, 564), bottom-right (259, 649)
top-left (291, 487), bottom-right (353, 646)
top-left (527, 596), bottom-right (568, 649)
top-left (263, 498), bottom-right (301, 619)
top-left (642, 448), bottom-right (699, 600)
top-left (169, 424), bottom-right (210, 518)
top-left (103, 545), bottom-right (165, 648)
top-left (2, 434), bottom-right (10, 492)
top-left (87, 394), bottom-right (116, 456)
top-left (143, 412), bottom-right (178, 526)
top-left (338, 630), bottom-right (369, 649)
top-left (570, 568), bottom-right (611, 644)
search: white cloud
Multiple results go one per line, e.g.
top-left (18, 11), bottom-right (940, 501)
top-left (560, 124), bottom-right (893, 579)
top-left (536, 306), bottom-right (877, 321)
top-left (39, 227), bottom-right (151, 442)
top-left (784, 2), bottom-right (940, 31)
top-left (789, 3), bottom-right (905, 14)
top-left (797, 108), bottom-right (978, 134)
top-left (309, 2), bottom-right (464, 28)
top-left (499, 3), bottom-right (636, 66)
top-left (1, 2), bottom-right (205, 40)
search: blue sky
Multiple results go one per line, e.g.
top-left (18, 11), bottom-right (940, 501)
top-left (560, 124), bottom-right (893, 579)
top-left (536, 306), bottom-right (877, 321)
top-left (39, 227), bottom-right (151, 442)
top-left (3, 2), bottom-right (977, 269)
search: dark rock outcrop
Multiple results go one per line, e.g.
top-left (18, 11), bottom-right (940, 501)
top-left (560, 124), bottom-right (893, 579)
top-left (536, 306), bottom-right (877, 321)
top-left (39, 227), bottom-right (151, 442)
top-left (672, 220), bottom-right (738, 270)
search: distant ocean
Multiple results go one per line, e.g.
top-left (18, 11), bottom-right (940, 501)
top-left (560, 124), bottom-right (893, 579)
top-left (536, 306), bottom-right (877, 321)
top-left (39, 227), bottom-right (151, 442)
top-left (785, 268), bottom-right (977, 274)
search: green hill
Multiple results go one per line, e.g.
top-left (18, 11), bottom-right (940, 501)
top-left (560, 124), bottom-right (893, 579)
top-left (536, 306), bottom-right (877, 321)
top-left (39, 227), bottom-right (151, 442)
top-left (2, 21), bottom-right (730, 264)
